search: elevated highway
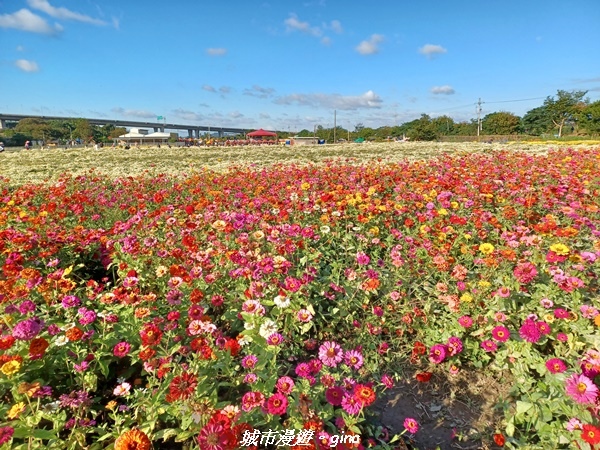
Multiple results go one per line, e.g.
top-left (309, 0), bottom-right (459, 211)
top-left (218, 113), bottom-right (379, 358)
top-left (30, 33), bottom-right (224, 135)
top-left (0, 113), bottom-right (249, 137)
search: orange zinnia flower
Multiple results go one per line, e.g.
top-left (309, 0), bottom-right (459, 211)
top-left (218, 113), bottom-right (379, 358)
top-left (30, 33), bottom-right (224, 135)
top-left (114, 429), bottom-right (151, 450)
top-left (65, 327), bottom-right (84, 342)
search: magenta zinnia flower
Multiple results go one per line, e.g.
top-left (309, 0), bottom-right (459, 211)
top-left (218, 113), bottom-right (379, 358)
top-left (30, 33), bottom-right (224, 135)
top-left (446, 337), bottom-right (463, 356)
top-left (519, 319), bottom-right (541, 343)
top-left (545, 358), bottom-right (567, 374)
top-left (241, 355), bottom-right (258, 369)
top-left (318, 341), bottom-right (344, 367)
top-left (403, 417), bottom-right (419, 434)
top-left (429, 344), bottom-right (447, 364)
top-left (0, 426), bottom-right (14, 445)
top-left (265, 393), bottom-right (288, 415)
top-left (565, 373), bottom-right (598, 404)
top-left (492, 326), bottom-right (510, 342)
top-left (325, 386), bottom-right (344, 406)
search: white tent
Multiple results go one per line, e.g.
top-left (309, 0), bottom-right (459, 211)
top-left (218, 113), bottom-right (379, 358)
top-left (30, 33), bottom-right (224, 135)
top-left (117, 128), bottom-right (170, 145)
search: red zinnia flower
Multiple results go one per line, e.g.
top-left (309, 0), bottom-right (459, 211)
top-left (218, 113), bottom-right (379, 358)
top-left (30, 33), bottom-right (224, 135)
top-left (168, 372), bottom-right (198, 401)
top-left (582, 424), bottom-right (600, 445)
top-left (416, 372), bottom-right (433, 382)
top-left (493, 433), bottom-right (505, 446)
top-left (140, 323), bottom-right (162, 346)
top-left (353, 384), bottom-right (376, 407)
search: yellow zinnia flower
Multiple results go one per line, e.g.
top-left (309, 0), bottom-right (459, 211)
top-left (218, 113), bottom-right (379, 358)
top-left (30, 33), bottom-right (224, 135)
top-left (549, 243), bottom-right (570, 256)
top-left (0, 360), bottom-right (21, 377)
top-left (479, 243), bottom-right (495, 255)
top-left (7, 402), bottom-right (26, 419)
top-left (460, 293), bottom-right (473, 303)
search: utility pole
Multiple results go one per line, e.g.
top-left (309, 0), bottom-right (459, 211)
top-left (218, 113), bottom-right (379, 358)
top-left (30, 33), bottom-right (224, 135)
top-left (476, 98), bottom-right (483, 137)
top-left (333, 110), bottom-right (337, 143)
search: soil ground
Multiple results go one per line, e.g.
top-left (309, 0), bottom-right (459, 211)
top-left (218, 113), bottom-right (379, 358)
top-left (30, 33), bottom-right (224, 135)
top-left (374, 369), bottom-right (511, 450)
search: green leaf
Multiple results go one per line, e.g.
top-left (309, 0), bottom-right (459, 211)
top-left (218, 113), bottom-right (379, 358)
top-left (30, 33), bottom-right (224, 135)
top-left (516, 400), bottom-right (533, 415)
top-left (32, 429), bottom-right (57, 440)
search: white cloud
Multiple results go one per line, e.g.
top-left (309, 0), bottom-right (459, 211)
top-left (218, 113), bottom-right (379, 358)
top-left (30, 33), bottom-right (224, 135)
top-left (321, 36), bottom-right (331, 46)
top-left (0, 8), bottom-right (62, 35)
top-left (16, 45), bottom-right (24, 51)
top-left (111, 107), bottom-right (156, 119)
top-left (244, 85), bottom-right (276, 98)
top-left (418, 44), bottom-right (447, 58)
top-left (219, 86), bottom-right (231, 94)
top-left (27, 0), bottom-right (107, 25)
top-left (284, 14), bottom-right (322, 37)
top-left (229, 111), bottom-right (244, 119)
top-left (172, 109), bottom-right (204, 122)
top-left (329, 19), bottom-right (343, 34)
top-left (430, 85), bottom-right (455, 95)
top-left (274, 90), bottom-right (383, 110)
top-left (15, 59), bottom-right (39, 72)
top-left (356, 34), bottom-right (384, 55)
top-left (206, 48), bottom-right (227, 56)
top-left (202, 85), bottom-right (217, 93)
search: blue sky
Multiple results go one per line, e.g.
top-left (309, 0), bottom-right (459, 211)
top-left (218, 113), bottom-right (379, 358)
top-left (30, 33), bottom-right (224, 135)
top-left (1, 0), bottom-right (599, 132)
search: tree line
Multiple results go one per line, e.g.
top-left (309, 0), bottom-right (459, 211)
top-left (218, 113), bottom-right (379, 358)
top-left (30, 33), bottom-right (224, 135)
top-left (2, 90), bottom-right (599, 146)
top-left (299, 90), bottom-right (600, 142)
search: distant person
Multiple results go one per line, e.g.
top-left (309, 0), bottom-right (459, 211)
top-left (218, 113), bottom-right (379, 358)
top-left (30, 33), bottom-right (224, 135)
top-left (0, 142), bottom-right (4, 152)
top-left (25, 141), bottom-right (30, 150)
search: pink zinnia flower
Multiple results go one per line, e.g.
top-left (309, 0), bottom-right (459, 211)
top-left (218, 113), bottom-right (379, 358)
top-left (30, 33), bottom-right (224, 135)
top-left (492, 326), bottom-right (510, 342)
top-left (276, 376), bottom-right (294, 394)
top-left (554, 308), bottom-right (570, 319)
top-left (113, 342), bottom-right (131, 358)
top-left (241, 355), bottom-right (258, 369)
top-left (556, 332), bottom-right (568, 342)
top-left (381, 374), bottom-right (394, 389)
top-left (458, 315), bottom-right (473, 328)
top-left (540, 298), bottom-right (554, 309)
top-left (318, 341), bottom-right (344, 367)
top-left (513, 261), bottom-right (538, 284)
top-left (341, 392), bottom-right (362, 415)
top-left (496, 287), bottom-right (511, 298)
top-left (267, 333), bottom-right (284, 346)
top-left (403, 417), bottom-right (419, 434)
top-left (356, 251), bottom-right (370, 265)
top-left (481, 340), bottom-right (498, 352)
top-left (565, 418), bottom-right (583, 431)
top-left (296, 309), bottom-right (313, 322)
top-left (241, 391), bottom-right (265, 412)
top-left (265, 393), bottom-right (288, 415)
top-left (344, 349), bottom-right (364, 370)
top-left (545, 358), bottom-right (567, 374)
top-left (429, 344), bottom-right (447, 364)
top-left (565, 373), bottom-right (598, 404)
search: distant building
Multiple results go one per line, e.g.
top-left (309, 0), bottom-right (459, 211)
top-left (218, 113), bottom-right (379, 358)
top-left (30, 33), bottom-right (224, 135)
top-left (288, 136), bottom-right (320, 146)
top-left (118, 128), bottom-right (174, 145)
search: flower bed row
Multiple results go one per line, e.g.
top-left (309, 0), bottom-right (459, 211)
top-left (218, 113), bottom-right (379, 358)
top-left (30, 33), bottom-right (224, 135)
top-left (0, 148), bottom-right (599, 449)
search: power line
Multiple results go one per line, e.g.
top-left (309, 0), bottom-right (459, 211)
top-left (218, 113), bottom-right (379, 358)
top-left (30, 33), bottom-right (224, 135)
top-left (485, 96), bottom-right (547, 104)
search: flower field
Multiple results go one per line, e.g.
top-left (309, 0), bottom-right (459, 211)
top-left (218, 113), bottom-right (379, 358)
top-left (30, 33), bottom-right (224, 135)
top-left (1, 144), bottom-right (600, 450)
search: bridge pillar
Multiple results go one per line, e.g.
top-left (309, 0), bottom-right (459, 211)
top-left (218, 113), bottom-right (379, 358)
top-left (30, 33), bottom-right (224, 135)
top-left (188, 129), bottom-right (193, 138)
top-left (154, 127), bottom-right (159, 132)
top-left (218, 131), bottom-right (224, 138)
top-left (0, 119), bottom-right (5, 130)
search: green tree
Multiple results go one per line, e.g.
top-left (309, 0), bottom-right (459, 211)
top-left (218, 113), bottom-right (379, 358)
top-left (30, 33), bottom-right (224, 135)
top-left (405, 114), bottom-right (439, 141)
top-left (73, 119), bottom-right (96, 142)
top-left (431, 115), bottom-right (455, 135)
top-left (543, 90), bottom-right (588, 137)
top-left (521, 106), bottom-right (553, 136)
top-left (14, 118), bottom-right (51, 140)
top-left (580, 100), bottom-right (600, 135)
top-left (481, 111), bottom-right (521, 135)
